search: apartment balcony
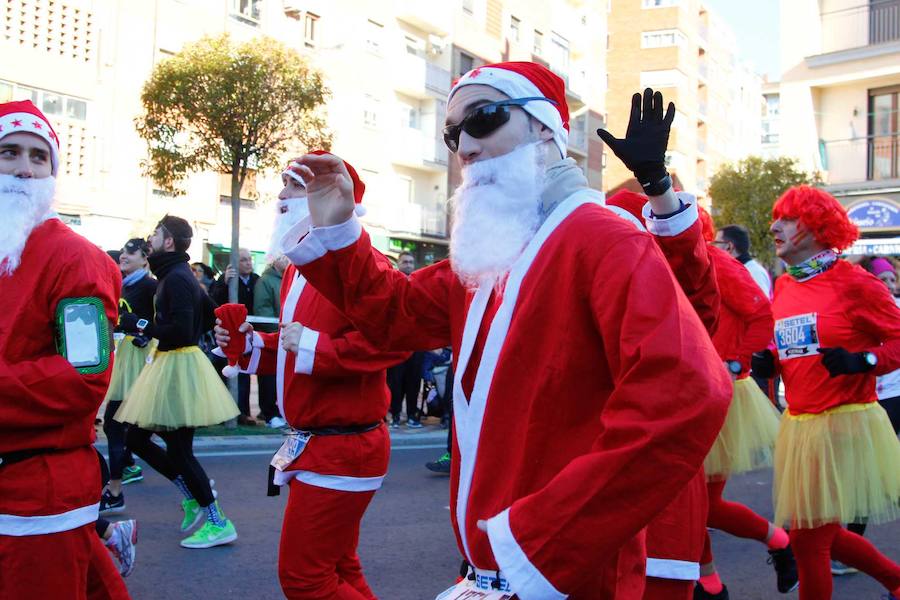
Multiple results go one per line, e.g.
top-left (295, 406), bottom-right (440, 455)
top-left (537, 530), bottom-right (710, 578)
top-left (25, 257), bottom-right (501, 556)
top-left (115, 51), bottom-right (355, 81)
top-left (395, 0), bottom-right (453, 36)
top-left (385, 200), bottom-right (448, 238)
top-left (697, 100), bottom-right (708, 121)
top-left (822, 134), bottom-right (900, 185)
top-left (816, 1), bottom-right (900, 57)
top-left (391, 126), bottom-right (448, 172)
top-left (549, 66), bottom-right (587, 111)
top-left (393, 52), bottom-right (452, 99)
top-left (698, 60), bottom-right (708, 82)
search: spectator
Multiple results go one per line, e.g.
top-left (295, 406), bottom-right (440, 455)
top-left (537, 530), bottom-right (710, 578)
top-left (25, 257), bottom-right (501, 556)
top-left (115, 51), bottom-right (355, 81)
top-left (715, 224), bottom-right (773, 298)
top-left (252, 254), bottom-right (289, 428)
top-left (210, 248), bottom-right (260, 425)
top-left (191, 261), bottom-right (214, 292)
top-left (387, 251), bottom-right (424, 429)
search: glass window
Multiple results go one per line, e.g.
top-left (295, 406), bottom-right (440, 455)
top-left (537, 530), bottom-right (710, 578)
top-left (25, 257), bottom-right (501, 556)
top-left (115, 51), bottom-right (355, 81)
top-left (366, 20), bottom-right (383, 54)
top-left (533, 30), bottom-right (543, 55)
top-left (66, 98), bottom-right (87, 120)
top-left (15, 86), bottom-right (38, 104)
top-left (459, 52), bottom-right (474, 77)
top-left (405, 35), bottom-right (425, 57)
top-left (510, 16), bottom-right (520, 42)
top-left (0, 82), bottom-right (12, 104)
top-left (641, 29), bottom-right (686, 48)
top-left (42, 93), bottom-right (64, 116)
top-left (231, 0), bottom-right (260, 21)
top-left (363, 94), bottom-right (379, 128)
top-left (304, 13), bottom-right (318, 47)
top-left (550, 33), bottom-right (570, 72)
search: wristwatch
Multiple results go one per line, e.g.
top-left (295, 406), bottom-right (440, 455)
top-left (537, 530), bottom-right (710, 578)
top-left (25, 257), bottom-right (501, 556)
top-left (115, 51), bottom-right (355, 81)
top-left (863, 352), bottom-right (878, 369)
top-left (726, 360), bottom-right (742, 375)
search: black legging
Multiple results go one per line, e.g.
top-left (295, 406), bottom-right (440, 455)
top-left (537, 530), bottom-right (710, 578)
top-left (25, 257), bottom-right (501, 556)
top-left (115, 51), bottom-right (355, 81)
top-left (126, 426), bottom-right (215, 507)
top-left (103, 401), bottom-right (135, 480)
top-left (388, 352), bottom-right (424, 420)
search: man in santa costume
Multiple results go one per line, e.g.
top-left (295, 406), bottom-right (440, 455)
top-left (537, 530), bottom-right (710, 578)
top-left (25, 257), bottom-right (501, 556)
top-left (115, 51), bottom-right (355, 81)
top-left (215, 155), bottom-right (408, 599)
top-left (280, 63), bottom-right (732, 599)
top-left (0, 100), bottom-right (129, 599)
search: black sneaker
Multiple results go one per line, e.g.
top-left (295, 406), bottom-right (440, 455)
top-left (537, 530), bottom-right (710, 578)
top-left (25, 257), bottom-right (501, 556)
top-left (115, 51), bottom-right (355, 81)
top-left (99, 489), bottom-right (125, 515)
top-left (768, 545), bottom-right (800, 593)
top-left (426, 452), bottom-right (451, 474)
top-left (694, 583), bottom-right (729, 599)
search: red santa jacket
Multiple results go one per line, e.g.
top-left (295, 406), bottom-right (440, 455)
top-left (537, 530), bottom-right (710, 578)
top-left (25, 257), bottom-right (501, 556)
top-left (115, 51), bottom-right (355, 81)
top-left (772, 260), bottom-right (900, 414)
top-left (243, 263), bottom-right (407, 490)
top-left (0, 218), bottom-right (120, 534)
top-left (287, 191), bottom-right (732, 599)
top-left (709, 246), bottom-right (773, 377)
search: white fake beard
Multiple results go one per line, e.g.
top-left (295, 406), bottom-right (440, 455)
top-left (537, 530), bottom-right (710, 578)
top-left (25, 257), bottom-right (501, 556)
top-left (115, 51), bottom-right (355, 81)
top-left (0, 174), bottom-right (56, 277)
top-left (449, 142), bottom-right (545, 289)
top-left (268, 196), bottom-right (309, 260)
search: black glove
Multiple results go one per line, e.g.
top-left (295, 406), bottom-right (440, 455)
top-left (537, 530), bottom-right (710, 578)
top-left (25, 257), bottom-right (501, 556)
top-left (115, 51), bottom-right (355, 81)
top-left (817, 347), bottom-right (873, 377)
top-left (118, 312), bottom-right (141, 335)
top-left (596, 88), bottom-right (675, 195)
top-left (751, 350), bottom-right (776, 379)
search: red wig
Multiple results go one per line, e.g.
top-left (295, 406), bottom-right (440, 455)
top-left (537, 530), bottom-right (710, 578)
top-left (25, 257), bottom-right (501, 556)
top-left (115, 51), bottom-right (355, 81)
top-left (772, 185), bottom-right (858, 251)
top-left (697, 206), bottom-right (716, 242)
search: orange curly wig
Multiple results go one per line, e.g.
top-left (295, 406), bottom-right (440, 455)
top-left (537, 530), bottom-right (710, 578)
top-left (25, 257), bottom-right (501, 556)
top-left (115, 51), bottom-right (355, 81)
top-left (772, 185), bottom-right (858, 251)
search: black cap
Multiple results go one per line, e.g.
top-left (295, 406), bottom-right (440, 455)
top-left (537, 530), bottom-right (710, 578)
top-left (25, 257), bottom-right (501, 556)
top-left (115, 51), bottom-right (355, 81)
top-left (123, 238), bottom-right (149, 256)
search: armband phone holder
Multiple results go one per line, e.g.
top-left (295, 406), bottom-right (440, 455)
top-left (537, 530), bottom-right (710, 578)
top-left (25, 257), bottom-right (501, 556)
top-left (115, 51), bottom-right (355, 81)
top-left (55, 297), bottom-right (111, 374)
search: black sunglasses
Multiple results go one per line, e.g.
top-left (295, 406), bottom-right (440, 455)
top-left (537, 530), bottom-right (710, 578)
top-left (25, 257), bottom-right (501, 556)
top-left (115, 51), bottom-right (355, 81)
top-left (442, 97), bottom-right (558, 153)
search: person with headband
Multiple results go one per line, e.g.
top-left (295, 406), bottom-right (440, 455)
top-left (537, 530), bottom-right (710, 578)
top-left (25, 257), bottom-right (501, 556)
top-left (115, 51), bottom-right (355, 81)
top-left (753, 185), bottom-right (900, 600)
top-left (279, 62), bottom-right (731, 599)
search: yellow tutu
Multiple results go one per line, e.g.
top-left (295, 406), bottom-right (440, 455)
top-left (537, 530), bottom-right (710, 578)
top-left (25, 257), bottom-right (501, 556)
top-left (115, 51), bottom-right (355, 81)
top-left (115, 346), bottom-right (238, 431)
top-left (104, 336), bottom-right (155, 402)
top-left (774, 402), bottom-right (900, 529)
top-left (705, 377), bottom-right (781, 481)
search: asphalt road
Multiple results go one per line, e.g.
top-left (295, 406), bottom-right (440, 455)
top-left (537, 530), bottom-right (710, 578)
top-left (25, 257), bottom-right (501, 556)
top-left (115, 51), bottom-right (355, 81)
top-left (111, 447), bottom-right (899, 599)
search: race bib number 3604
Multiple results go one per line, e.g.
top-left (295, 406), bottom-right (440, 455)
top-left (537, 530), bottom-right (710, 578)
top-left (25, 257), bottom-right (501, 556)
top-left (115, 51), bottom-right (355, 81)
top-left (774, 313), bottom-right (819, 361)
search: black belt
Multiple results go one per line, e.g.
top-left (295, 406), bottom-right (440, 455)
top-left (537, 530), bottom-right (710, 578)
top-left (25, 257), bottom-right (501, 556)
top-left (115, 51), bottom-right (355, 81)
top-left (0, 448), bottom-right (57, 469)
top-left (267, 422), bottom-right (383, 496)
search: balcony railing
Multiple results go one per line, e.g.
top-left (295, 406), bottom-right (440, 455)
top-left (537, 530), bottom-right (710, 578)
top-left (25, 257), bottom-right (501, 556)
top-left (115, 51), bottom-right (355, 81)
top-left (822, 134), bottom-right (900, 184)
top-left (820, 0), bottom-right (900, 54)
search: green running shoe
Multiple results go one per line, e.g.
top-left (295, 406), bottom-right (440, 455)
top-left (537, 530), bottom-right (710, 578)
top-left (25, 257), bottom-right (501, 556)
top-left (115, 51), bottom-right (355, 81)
top-left (121, 465), bottom-right (143, 485)
top-left (180, 519), bottom-right (237, 549)
top-left (180, 498), bottom-right (203, 532)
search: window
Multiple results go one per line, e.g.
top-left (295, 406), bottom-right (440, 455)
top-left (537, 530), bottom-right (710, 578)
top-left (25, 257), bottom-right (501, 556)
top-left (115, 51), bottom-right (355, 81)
top-left (765, 94), bottom-right (780, 117)
top-left (458, 52), bottom-right (475, 78)
top-left (1, 81), bottom-right (87, 121)
top-left (642, 0), bottom-right (680, 7)
top-left (405, 35), bottom-right (425, 57)
top-left (42, 93), bottom-right (64, 116)
top-left (639, 69), bottom-right (686, 89)
top-left (549, 33), bottom-right (570, 72)
top-left (0, 82), bottom-right (12, 103)
top-left (304, 13), bottom-right (318, 48)
top-left (533, 30), bottom-right (543, 55)
top-left (66, 98), bottom-right (87, 120)
top-left (363, 94), bottom-right (379, 128)
top-left (510, 16), bottom-right (520, 42)
top-left (230, 0), bottom-right (261, 24)
top-left (641, 29), bottom-right (687, 48)
top-left (366, 20), bottom-right (383, 55)
top-left (462, 0), bottom-right (475, 15)
top-left (399, 102), bottom-right (420, 129)
top-left (868, 87), bottom-right (900, 180)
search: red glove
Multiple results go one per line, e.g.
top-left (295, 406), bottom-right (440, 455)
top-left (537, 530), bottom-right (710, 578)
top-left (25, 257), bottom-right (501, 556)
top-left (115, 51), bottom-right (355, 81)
top-left (214, 303), bottom-right (248, 378)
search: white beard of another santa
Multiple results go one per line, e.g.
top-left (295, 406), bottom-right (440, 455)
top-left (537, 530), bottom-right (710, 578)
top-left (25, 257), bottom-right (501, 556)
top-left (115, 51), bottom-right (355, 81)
top-left (449, 142), bottom-right (545, 289)
top-left (0, 174), bottom-right (56, 277)
top-left (268, 196), bottom-right (310, 260)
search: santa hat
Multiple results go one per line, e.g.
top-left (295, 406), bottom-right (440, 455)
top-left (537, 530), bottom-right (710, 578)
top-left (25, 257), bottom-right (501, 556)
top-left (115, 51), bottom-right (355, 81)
top-left (450, 61), bottom-right (569, 159)
top-left (0, 100), bottom-right (60, 176)
top-left (214, 303), bottom-right (249, 378)
top-left (302, 150), bottom-right (367, 216)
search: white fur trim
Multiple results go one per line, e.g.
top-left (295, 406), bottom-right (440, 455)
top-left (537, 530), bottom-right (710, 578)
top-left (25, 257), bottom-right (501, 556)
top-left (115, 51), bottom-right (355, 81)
top-left (643, 192), bottom-right (698, 237)
top-left (273, 469), bottom-right (384, 492)
top-left (0, 502), bottom-right (99, 536)
top-left (282, 168), bottom-right (306, 187)
top-left (276, 273), bottom-right (307, 416)
top-left (221, 363), bottom-right (240, 378)
top-left (486, 508), bottom-right (567, 600)
top-left (0, 112), bottom-right (59, 175)
top-left (292, 327), bottom-right (319, 375)
top-left (452, 189), bottom-right (602, 564)
top-left (282, 215), bottom-right (362, 266)
top-left (645, 558), bottom-right (700, 580)
top-left (354, 204), bottom-right (367, 217)
top-left (451, 67), bottom-right (568, 159)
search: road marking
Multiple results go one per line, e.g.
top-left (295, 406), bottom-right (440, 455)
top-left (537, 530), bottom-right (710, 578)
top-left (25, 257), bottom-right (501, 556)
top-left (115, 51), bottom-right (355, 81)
top-left (191, 443), bottom-right (446, 458)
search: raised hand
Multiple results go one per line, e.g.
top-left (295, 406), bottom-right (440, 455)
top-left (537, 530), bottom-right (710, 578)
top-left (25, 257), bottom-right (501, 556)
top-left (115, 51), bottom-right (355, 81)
top-left (288, 153), bottom-right (356, 227)
top-left (597, 88), bottom-right (675, 195)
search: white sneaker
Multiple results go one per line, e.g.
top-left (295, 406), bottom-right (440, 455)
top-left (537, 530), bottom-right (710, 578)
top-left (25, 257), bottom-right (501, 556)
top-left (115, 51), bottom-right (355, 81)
top-left (105, 519), bottom-right (138, 577)
top-left (267, 416), bottom-right (287, 429)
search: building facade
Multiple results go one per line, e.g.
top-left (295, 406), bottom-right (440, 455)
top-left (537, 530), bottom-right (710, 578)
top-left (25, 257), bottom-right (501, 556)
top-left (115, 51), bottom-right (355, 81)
top-left (605, 0), bottom-right (762, 196)
top-left (779, 0), bottom-right (900, 252)
top-left (1, 0), bottom-right (608, 268)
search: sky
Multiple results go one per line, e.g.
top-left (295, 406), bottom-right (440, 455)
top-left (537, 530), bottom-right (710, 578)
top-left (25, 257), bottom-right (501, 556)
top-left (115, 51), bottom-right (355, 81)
top-left (702, 0), bottom-right (780, 81)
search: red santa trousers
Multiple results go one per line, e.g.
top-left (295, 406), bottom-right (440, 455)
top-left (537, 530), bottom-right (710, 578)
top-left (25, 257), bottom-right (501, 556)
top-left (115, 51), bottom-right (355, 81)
top-left (789, 524), bottom-right (900, 600)
top-left (278, 478), bottom-right (378, 600)
top-left (0, 523), bottom-right (130, 600)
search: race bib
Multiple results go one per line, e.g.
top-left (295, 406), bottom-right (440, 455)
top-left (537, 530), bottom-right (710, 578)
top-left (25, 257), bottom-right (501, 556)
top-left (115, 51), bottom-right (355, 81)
top-left (435, 581), bottom-right (514, 600)
top-left (774, 313), bottom-right (820, 361)
top-left (270, 431), bottom-right (311, 472)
